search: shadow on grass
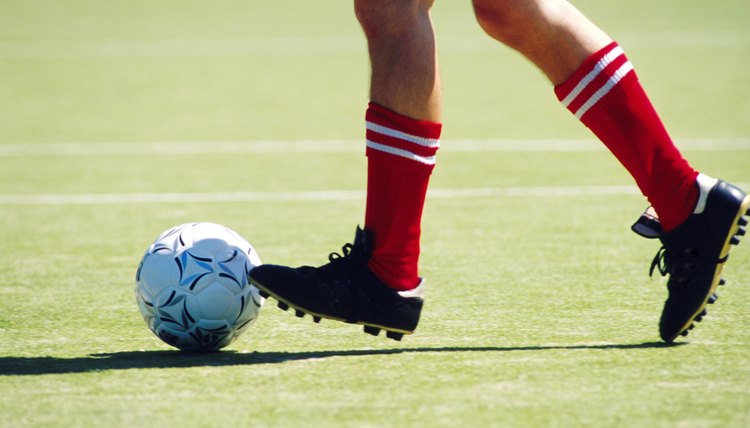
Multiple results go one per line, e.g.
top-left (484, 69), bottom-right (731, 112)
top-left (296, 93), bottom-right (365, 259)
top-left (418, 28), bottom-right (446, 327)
top-left (0, 341), bottom-right (684, 376)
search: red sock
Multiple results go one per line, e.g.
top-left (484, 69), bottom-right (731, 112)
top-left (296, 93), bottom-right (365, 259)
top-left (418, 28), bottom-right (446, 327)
top-left (554, 42), bottom-right (698, 232)
top-left (364, 102), bottom-right (441, 291)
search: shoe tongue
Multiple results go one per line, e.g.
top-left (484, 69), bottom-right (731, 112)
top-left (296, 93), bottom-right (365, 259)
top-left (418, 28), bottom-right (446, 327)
top-left (352, 226), bottom-right (374, 260)
top-left (631, 209), bottom-right (663, 239)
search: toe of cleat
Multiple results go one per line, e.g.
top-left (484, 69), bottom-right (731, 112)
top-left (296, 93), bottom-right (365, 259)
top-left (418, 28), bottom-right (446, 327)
top-left (363, 325), bottom-right (380, 336)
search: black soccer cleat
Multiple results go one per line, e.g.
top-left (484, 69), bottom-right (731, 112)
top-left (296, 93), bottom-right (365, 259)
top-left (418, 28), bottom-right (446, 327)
top-left (248, 227), bottom-right (424, 340)
top-left (643, 174), bottom-right (750, 342)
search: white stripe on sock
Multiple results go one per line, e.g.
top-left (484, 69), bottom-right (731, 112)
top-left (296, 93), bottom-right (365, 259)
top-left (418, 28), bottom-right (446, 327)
top-left (561, 45), bottom-right (624, 108)
top-left (574, 61), bottom-right (634, 119)
top-left (366, 140), bottom-right (436, 165)
top-left (365, 121), bottom-right (440, 148)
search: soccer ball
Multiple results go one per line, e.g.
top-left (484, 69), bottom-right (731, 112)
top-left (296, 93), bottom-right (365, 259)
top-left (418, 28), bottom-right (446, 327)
top-left (135, 222), bottom-right (264, 351)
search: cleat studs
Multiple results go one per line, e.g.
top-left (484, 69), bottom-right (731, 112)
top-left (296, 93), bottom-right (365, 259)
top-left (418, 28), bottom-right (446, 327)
top-left (737, 226), bottom-right (746, 236)
top-left (708, 293), bottom-right (718, 304)
top-left (295, 310), bottom-right (305, 318)
top-left (386, 331), bottom-right (404, 341)
top-left (680, 330), bottom-right (689, 337)
top-left (688, 324), bottom-right (695, 331)
top-left (739, 216), bottom-right (748, 227)
top-left (363, 326), bottom-right (380, 336)
top-left (730, 236), bottom-right (741, 246)
top-left (277, 301), bottom-right (290, 311)
top-left (312, 316), bottom-right (322, 323)
top-left (700, 309), bottom-right (707, 317)
top-left (258, 290), bottom-right (269, 298)
top-left (695, 315), bottom-right (703, 322)
top-left (719, 278), bottom-right (726, 286)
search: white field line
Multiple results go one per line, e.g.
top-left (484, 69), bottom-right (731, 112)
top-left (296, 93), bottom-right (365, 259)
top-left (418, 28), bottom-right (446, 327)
top-left (3, 184), bottom-right (749, 205)
top-left (0, 186), bottom-right (647, 205)
top-left (0, 37), bottom-right (366, 58)
top-left (1, 138), bottom-right (749, 157)
top-left (0, 30), bottom-right (747, 58)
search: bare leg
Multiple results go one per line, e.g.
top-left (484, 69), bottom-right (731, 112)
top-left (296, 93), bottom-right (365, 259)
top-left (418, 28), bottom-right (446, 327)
top-left (473, 0), bottom-right (611, 84)
top-left (355, 0), bottom-right (441, 121)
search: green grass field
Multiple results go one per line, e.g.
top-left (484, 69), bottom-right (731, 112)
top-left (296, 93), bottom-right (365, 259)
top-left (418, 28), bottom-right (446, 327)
top-left (1, 1), bottom-right (749, 426)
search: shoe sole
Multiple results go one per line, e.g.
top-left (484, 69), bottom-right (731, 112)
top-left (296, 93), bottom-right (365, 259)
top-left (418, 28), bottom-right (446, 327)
top-left (668, 195), bottom-right (750, 342)
top-left (249, 278), bottom-right (414, 341)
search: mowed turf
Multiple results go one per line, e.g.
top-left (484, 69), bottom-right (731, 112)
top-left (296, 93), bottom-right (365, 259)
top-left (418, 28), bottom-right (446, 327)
top-left (1, 1), bottom-right (749, 427)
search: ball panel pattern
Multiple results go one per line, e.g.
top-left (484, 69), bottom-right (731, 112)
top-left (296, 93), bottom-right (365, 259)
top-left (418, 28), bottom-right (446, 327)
top-left (135, 222), bottom-right (264, 351)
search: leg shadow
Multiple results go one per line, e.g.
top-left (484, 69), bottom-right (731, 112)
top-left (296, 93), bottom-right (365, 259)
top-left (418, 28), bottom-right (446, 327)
top-left (0, 341), bottom-right (683, 376)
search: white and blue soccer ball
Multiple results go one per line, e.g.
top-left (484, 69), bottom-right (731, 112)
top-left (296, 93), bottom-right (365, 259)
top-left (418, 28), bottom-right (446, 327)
top-left (135, 222), bottom-right (264, 351)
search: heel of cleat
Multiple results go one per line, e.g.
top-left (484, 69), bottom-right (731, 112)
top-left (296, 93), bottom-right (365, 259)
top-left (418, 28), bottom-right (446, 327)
top-left (363, 326), bottom-right (380, 336)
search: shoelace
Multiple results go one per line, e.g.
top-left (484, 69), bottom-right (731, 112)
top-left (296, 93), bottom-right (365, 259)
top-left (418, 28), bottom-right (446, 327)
top-left (649, 247), bottom-right (671, 277)
top-left (329, 242), bottom-right (355, 263)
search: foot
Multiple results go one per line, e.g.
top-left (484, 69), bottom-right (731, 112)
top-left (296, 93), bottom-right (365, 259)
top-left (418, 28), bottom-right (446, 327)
top-left (248, 227), bottom-right (424, 340)
top-left (645, 174), bottom-right (749, 342)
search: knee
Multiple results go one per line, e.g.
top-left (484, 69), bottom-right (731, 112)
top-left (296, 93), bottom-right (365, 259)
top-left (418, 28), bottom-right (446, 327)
top-left (354, 0), bottom-right (434, 39)
top-left (472, 0), bottom-right (532, 47)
